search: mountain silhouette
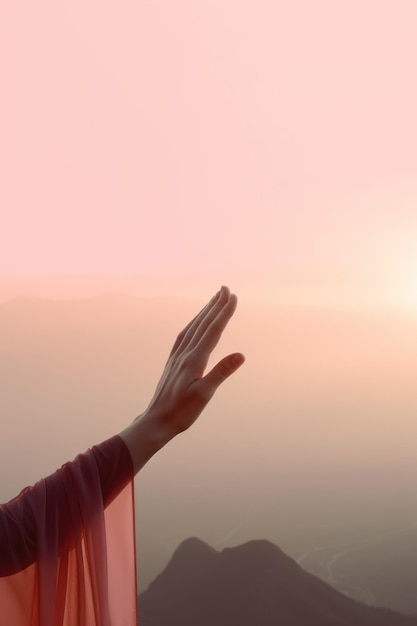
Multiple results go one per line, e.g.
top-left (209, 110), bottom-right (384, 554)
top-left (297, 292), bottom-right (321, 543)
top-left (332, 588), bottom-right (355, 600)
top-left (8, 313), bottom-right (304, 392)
top-left (138, 537), bottom-right (417, 625)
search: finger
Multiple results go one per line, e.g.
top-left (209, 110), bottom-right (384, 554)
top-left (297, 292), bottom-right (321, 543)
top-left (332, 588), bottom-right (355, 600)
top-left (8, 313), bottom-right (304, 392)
top-left (201, 352), bottom-right (245, 395)
top-left (173, 286), bottom-right (229, 356)
top-left (168, 289), bottom-right (221, 358)
top-left (193, 293), bottom-right (238, 357)
top-left (187, 286), bottom-right (231, 351)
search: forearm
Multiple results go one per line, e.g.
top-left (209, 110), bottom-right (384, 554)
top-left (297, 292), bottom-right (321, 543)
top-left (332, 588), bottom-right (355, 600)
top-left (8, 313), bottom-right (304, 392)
top-left (118, 411), bottom-right (175, 475)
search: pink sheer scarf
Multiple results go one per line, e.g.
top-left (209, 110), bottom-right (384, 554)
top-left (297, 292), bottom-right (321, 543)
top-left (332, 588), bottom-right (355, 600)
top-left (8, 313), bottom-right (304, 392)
top-left (0, 437), bottom-right (137, 626)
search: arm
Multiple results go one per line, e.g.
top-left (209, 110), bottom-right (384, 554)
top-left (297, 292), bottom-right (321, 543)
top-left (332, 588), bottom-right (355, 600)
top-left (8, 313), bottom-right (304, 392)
top-left (0, 286), bottom-right (243, 577)
top-left (118, 285), bottom-right (245, 474)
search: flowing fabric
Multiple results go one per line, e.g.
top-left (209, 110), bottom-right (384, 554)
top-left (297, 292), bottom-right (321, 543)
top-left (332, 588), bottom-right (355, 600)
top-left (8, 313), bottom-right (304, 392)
top-left (0, 436), bottom-right (137, 626)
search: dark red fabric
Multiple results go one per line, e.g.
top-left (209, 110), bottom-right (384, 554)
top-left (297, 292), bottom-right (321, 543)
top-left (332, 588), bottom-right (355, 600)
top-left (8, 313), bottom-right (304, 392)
top-left (0, 436), bottom-right (137, 625)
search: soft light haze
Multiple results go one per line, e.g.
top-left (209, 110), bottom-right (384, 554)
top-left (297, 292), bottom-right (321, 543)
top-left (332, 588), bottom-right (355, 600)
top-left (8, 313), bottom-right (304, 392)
top-left (1, 1), bottom-right (417, 307)
top-left (1, 295), bottom-right (417, 603)
top-left (2, 0), bottom-right (417, 612)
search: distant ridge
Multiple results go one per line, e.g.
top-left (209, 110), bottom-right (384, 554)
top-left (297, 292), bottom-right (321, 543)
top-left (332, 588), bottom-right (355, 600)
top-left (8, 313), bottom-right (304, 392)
top-left (138, 538), bottom-right (417, 626)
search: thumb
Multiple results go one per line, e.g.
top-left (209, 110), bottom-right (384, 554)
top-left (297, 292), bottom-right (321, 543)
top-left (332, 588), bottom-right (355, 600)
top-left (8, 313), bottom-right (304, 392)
top-left (203, 353), bottom-right (245, 394)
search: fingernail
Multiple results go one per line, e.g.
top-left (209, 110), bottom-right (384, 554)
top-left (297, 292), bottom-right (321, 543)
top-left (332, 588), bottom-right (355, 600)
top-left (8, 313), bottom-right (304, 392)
top-left (233, 354), bottom-right (245, 366)
top-left (213, 287), bottom-right (224, 302)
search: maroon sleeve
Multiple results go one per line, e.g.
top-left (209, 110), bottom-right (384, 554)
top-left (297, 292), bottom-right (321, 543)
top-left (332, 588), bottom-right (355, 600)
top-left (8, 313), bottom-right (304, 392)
top-left (0, 435), bottom-right (133, 577)
top-left (91, 434), bottom-right (133, 508)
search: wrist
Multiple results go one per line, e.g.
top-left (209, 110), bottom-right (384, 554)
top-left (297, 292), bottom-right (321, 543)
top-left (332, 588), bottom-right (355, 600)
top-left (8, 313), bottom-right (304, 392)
top-left (118, 410), bottom-right (176, 475)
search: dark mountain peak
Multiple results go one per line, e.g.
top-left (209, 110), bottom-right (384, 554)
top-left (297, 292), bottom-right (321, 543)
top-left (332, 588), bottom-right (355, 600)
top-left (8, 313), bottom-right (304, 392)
top-left (221, 538), bottom-right (295, 568)
top-left (151, 537), bottom-right (218, 586)
top-left (223, 538), bottom-right (275, 553)
top-left (170, 538), bottom-right (294, 574)
top-left (172, 537), bottom-right (218, 561)
top-left (139, 538), bottom-right (417, 626)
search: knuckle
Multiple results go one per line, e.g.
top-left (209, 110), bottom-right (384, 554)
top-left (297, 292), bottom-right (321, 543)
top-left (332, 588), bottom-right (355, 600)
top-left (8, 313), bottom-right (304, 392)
top-left (191, 381), bottom-right (213, 403)
top-left (217, 360), bottom-right (230, 380)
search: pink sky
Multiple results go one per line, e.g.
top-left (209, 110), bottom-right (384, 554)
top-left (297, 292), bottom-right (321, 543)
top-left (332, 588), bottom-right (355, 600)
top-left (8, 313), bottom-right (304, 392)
top-left (2, 2), bottom-right (417, 593)
top-left (1, 0), bottom-right (417, 306)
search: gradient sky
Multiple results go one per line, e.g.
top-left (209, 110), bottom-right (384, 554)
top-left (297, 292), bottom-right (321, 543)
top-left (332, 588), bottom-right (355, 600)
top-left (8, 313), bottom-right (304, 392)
top-left (2, 294), bottom-right (417, 593)
top-left (2, 0), bottom-right (417, 598)
top-left (1, 0), bottom-right (417, 306)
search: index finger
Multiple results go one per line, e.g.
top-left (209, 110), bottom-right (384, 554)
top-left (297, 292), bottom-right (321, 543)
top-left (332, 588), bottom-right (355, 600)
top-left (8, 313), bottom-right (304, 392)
top-left (193, 293), bottom-right (238, 356)
top-left (168, 289), bottom-right (221, 358)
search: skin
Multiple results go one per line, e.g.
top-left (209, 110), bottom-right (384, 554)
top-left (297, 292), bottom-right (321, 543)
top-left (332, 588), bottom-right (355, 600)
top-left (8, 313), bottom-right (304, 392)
top-left (119, 285), bottom-right (245, 474)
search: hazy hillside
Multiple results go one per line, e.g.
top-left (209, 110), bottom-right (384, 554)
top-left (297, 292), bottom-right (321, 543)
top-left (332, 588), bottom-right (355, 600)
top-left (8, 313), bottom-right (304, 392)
top-left (2, 295), bottom-right (417, 611)
top-left (138, 538), bottom-right (417, 626)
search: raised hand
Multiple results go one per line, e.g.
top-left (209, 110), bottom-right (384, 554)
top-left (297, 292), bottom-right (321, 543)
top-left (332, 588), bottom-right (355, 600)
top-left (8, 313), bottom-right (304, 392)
top-left (146, 285), bottom-right (244, 434)
top-left (119, 286), bottom-right (245, 474)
